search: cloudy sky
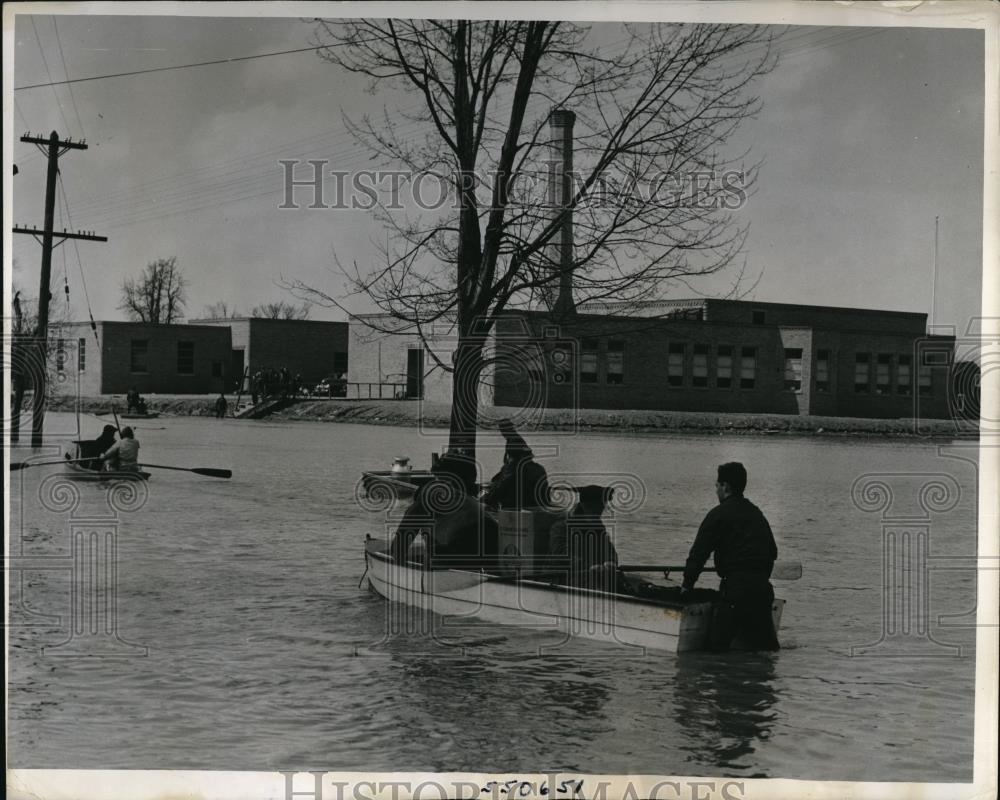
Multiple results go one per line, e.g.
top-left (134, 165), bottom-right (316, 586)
top-left (7, 6), bottom-right (987, 332)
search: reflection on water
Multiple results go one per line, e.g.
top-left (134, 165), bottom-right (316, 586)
top-left (6, 414), bottom-right (978, 779)
top-left (673, 652), bottom-right (777, 775)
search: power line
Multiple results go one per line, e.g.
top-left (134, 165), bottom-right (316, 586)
top-left (14, 42), bottom-right (342, 92)
top-left (53, 16), bottom-right (87, 139)
top-left (29, 16), bottom-right (74, 135)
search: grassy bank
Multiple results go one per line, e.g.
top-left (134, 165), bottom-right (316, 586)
top-left (49, 394), bottom-right (975, 438)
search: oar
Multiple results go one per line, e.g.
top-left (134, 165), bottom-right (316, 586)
top-left (141, 463), bottom-right (232, 479)
top-left (11, 457), bottom-right (94, 471)
top-left (619, 561), bottom-right (803, 581)
top-left (112, 406), bottom-right (123, 436)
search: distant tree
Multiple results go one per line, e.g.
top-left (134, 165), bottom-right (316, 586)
top-left (250, 300), bottom-right (311, 320)
top-left (119, 257), bottom-right (187, 323)
top-left (202, 300), bottom-right (241, 319)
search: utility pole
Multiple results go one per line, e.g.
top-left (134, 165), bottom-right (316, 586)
top-left (12, 131), bottom-right (107, 448)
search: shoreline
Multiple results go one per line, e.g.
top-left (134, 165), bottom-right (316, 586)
top-left (48, 394), bottom-right (976, 439)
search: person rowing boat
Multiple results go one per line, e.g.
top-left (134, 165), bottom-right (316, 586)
top-left (681, 462), bottom-right (780, 651)
top-left (101, 426), bottom-right (141, 473)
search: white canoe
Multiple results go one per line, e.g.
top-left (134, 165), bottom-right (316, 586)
top-left (364, 538), bottom-right (784, 653)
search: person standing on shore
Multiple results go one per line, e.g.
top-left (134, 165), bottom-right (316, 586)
top-left (215, 393), bottom-right (228, 418)
top-left (681, 462), bottom-right (780, 651)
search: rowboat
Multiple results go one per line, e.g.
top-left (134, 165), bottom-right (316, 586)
top-left (121, 412), bottom-right (159, 420)
top-left (363, 537), bottom-right (785, 653)
top-left (361, 469), bottom-right (435, 500)
top-left (63, 460), bottom-right (151, 482)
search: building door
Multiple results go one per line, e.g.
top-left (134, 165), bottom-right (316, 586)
top-left (406, 348), bottom-right (424, 399)
top-left (231, 348), bottom-right (246, 390)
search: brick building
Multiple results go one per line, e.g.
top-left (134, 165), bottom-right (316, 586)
top-left (51, 321), bottom-right (232, 395)
top-left (189, 318), bottom-right (349, 391)
top-left (490, 299), bottom-right (955, 419)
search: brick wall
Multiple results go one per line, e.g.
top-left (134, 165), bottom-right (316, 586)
top-left (491, 311), bottom-right (954, 419)
top-left (94, 322), bottom-right (231, 394)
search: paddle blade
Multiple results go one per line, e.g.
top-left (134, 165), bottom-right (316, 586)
top-left (190, 467), bottom-right (232, 479)
top-left (10, 462), bottom-right (32, 471)
top-left (772, 562), bottom-right (802, 581)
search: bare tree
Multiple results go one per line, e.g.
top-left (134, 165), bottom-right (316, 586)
top-left (119, 257), bottom-right (187, 323)
top-left (202, 300), bottom-right (241, 319)
top-left (285, 20), bottom-right (776, 458)
top-left (250, 300), bottom-right (311, 320)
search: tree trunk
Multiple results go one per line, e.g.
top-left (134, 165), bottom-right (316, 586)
top-left (447, 336), bottom-right (485, 463)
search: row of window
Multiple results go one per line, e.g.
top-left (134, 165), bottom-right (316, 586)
top-left (853, 352), bottom-right (932, 396)
top-left (127, 340), bottom-right (196, 374)
top-left (558, 341), bottom-right (936, 396)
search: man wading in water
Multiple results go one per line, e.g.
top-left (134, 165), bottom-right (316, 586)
top-left (681, 462), bottom-right (780, 651)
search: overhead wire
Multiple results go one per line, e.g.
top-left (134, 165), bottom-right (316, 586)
top-left (29, 15), bottom-right (74, 137)
top-left (52, 16), bottom-right (87, 139)
top-left (14, 24), bottom-right (887, 240)
top-left (56, 172), bottom-right (101, 345)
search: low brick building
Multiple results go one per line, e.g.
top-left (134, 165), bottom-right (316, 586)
top-left (491, 299), bottom-right (955, 419)
top-left (189, 318), bottom-right (349, 391)
top-left (51, 321), bottom-right (232, 395)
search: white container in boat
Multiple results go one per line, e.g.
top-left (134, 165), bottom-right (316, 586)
top-left (391, 456), bottom-right (412, 474)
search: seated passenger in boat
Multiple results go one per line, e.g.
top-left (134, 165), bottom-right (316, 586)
top-left (102, 426), bottom-right (141, 472)
top-left (482, 419), bottom-right (550, 510)
top-left (390, 454), bottom-right (499, 566)
top-left (78, 425), bottom-right (117, 470)
top-left (681, 462), bottom-right (780, 651)
top-left (548, 485), bottom-right (623, 592)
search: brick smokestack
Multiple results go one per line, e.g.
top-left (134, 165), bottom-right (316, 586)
top-left (547, 108), bottom-right (576, 316)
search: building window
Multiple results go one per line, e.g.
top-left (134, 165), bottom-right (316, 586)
top-left (692, 344), bottom-right (709, 388)
top-left (716, 345), bottom-right (733, 389)
top-left (783, 348), bottom-right (803, 392)
top-left (854, 353), bottom-right (870, 393)
top-left (897, 354), bottom-right (912, 395)
top-left (78, 338), bottom-right (86, 372)
top-left (56, 338), bottom-right (66, 372)
top-left (740, 346), bottom-right (756, 389)
top-left (580, 338), bottom-right (598, 384)
top-left (752, 310), bottom-right (766, 325)
top-left (130, 340), bottom-right (149, 373)
top-left (606, 340), bottom-right (624, 385)
top-left (211, 361), bottom-right (223, 378)
top-left (668, 343), bottom-right (686, 387)
top-left (177, 341), bottom-right (195, 375)
top-left (333, 352), bottom-right (348, 376)
top-left (876, 354), bottom-right (892, 395)
top-left (918, 363), bottom-right (932, 396)
top-left (816, 349), bottom-right (830, 393)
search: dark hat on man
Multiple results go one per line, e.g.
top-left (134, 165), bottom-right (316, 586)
top-left (575, 484), bottom-right (614, 507)
top-left (102, 424), bottom-right (117, 435)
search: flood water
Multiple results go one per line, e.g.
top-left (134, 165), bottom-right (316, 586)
top-left (6, 412), bottom-right (980, 781)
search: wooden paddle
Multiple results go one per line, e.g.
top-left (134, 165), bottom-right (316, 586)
top-left (141, 463), bottom-right (232, 479)
top-left (618, 561), bottom-right (803, 580)
top-left (11, 457), bottom-right (94, 471)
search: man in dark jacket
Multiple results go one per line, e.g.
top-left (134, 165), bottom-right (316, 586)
top-left (682, 462), bottom-right (780, 651)
top-left (482, 419), bottom-right (550, 510)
